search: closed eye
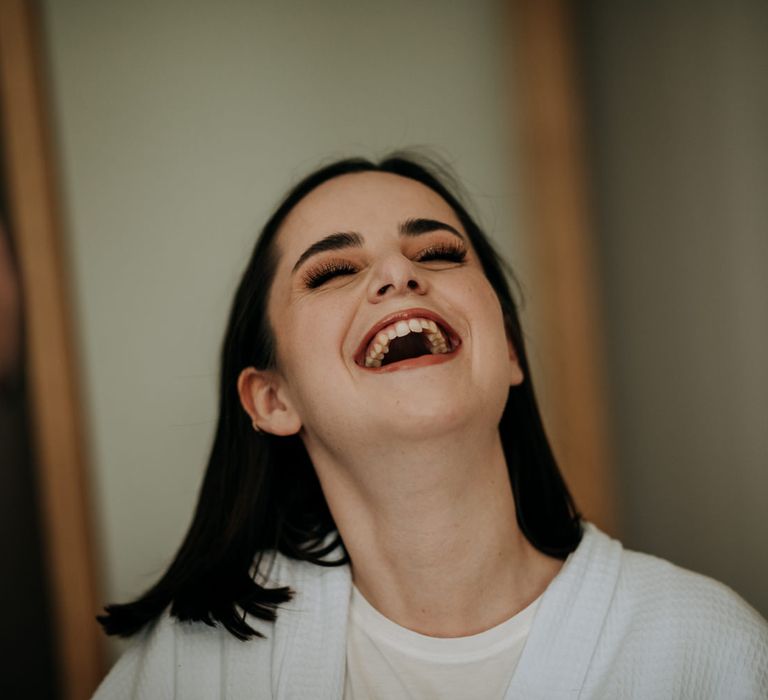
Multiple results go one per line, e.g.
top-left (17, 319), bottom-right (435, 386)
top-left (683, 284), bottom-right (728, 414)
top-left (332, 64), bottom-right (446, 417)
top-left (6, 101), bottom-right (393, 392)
top-left (303, 242), bottom-right (467, 289)
top-left (415, 242), bottom-right (467, 264)
top-left (303, 260), bottom-right (359, 288)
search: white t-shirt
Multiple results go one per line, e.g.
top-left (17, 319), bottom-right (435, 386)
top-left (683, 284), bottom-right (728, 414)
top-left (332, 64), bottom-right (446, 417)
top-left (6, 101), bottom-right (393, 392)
top-left (343, 585), bottom-right (541, 700)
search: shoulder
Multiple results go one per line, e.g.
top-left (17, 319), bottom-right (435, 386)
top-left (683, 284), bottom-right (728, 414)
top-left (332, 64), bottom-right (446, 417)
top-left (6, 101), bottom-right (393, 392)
top-left (90, 551), bottom-right (292, 700)
top-left (617, 542), bottom-right (767, 646)
top-left (91, 607), bottom-right (274, 700)
top-left (579, 523), bottom-right (767, 636)
top-left (584, 524), bottom-right (768, 697)
top-left (91, 548), bottom-right (349, 700)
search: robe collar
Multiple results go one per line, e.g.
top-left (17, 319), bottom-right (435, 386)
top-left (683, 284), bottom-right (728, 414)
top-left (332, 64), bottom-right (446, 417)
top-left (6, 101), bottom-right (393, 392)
top-left (504, 522), bottom-right (622, 699)
top-left (269, 522), bottom-right (621, 700)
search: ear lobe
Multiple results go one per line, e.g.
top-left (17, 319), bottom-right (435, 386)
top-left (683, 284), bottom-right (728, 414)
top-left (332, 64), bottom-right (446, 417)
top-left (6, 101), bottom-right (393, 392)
top-left (237, 367), bottom-right (302, 436)
top-left (507, 338), bottom-right (525, 387)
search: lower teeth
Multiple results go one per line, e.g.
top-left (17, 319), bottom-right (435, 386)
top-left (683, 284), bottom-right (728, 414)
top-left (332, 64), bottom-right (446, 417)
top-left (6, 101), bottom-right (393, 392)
top-left (364, 344), bottom-right (449, 368)
top-left (363, 326), bottom-right (451, 368)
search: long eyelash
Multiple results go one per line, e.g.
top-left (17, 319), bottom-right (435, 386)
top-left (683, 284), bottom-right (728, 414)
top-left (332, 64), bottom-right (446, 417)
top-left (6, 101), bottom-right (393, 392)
top-left (416, 242), bottom-right (468, 263)
top-left (303, 243), bottom-right (465, 289)
top-left (303, 261), bottom-right (359, 289)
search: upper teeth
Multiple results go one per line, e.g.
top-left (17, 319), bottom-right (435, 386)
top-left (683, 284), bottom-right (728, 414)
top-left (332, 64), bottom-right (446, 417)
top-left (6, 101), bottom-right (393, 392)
top-left (364, 317), bottom-right (450, 368)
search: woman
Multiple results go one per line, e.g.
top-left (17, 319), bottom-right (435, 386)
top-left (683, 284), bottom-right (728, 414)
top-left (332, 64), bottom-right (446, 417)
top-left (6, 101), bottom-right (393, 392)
top-left (94, 155), bottom-right (767, 699)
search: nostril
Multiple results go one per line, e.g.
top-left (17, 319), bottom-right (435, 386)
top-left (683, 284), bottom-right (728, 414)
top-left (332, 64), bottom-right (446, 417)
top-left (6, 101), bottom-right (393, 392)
top-left (374, 279), bottom-right (420, 297)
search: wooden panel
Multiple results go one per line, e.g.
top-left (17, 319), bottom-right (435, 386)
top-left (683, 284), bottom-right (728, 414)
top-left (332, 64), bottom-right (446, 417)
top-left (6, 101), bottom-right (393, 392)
top-left (0, 0), bottom-right (105, 697)
top-left (509, 0), bottom-right (617, 533)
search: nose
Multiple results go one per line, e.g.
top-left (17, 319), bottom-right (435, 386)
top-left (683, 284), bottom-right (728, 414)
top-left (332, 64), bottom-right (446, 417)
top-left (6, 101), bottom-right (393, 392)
top-left (367, 253), bottom-right (428, 303)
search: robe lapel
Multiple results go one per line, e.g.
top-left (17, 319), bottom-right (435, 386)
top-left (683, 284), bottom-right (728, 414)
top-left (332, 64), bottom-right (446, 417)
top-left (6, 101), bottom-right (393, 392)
top-left (272, 556), bottom-right (352, 700)
top-left (504, 522), bottom-right (622, 699)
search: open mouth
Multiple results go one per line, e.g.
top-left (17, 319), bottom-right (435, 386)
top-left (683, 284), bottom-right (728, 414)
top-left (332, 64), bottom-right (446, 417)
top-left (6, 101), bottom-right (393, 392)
top-left (354, 310), bottom-right (461, 370)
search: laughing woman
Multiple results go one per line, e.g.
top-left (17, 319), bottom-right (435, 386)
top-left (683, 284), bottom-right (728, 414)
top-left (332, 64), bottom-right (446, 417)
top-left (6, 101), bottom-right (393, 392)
top-left (93, 156), bottom-right (768, 699)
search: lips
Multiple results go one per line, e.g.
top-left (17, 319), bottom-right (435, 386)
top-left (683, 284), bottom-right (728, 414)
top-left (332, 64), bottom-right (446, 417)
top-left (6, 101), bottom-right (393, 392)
top-left (353, 307), bottom-right (461, 368)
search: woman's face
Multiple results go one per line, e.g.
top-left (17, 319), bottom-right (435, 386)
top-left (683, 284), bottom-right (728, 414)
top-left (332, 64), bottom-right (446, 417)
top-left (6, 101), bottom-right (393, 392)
top-left (265, 171), bottom-right (522, 451)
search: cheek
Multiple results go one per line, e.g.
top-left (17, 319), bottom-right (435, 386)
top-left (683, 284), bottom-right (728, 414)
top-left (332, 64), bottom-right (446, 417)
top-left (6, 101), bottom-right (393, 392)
top-left (277, 306), bottom-right (347, 390)
top-left (462, 276), bottom-right (512, 367)
top-left (462, 273), bottom-right (507, 332)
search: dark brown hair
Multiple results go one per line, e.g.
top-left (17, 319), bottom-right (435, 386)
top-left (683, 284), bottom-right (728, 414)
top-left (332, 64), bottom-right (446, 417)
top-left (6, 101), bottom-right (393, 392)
top-left (98, 154), bottom-right (582, 641)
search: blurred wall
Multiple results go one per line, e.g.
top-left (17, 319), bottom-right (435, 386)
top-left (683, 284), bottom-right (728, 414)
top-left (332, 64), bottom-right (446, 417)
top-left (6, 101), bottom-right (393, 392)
top-left (39, 0), bottom-right (528, 655)
top-left (578, 1), bottom-right (768, 616)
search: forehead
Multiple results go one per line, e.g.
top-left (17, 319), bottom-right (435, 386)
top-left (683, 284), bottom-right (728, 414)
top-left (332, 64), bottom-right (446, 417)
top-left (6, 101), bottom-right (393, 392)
top-left (275, 171), bottom-right (462, 257)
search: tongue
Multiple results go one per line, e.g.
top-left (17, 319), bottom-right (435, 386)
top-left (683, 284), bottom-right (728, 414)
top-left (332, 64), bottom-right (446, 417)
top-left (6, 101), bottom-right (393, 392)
top-left (382, 333), bottom-right (432, 366)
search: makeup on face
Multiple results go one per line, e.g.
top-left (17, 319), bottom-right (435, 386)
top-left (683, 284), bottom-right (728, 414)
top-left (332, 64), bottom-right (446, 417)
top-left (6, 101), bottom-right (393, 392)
top-left (291, 218), bottom-right (466, 286)
top-left (267, 172), bottom-right (516, 409)
top-left (286, 220), bottom-right (469, 372)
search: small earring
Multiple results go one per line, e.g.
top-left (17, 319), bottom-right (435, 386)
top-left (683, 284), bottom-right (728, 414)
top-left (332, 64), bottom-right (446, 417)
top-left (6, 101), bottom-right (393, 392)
top-left (252, 421), bottom-right (262, 434)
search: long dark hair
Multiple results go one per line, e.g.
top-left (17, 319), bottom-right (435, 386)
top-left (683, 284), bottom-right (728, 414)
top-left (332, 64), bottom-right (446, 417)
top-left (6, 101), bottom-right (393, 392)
top-left (98, 154), bottom-right (582, 641)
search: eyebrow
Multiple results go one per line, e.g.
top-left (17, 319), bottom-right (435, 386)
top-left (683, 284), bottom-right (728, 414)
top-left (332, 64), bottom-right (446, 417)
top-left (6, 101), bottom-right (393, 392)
top-left (291, 218), bottom-right (464, 273)
top-left (399, 217), bottom-right (464, 240)
top-left (291, 232), bottom-right (363, 273)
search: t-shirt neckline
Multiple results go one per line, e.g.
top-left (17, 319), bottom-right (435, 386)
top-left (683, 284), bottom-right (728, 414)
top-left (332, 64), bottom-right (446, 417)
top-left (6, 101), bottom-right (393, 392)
top-left (348, 584), bottom-right (542, 663)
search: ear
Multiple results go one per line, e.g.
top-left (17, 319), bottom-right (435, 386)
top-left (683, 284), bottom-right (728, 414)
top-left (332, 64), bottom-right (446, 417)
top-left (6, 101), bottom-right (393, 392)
top-left (507, 338), bottom-right (525, 387)
top-left (237, 367), bottom-right (302, 436)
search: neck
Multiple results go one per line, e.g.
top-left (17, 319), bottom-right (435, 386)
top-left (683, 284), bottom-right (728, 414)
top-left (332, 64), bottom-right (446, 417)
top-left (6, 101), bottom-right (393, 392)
top-left (304, 426), bottom-right (563, 637)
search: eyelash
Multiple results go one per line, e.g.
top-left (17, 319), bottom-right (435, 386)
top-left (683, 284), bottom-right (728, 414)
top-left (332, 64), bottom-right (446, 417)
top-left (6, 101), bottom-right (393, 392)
top-left (302, 242), bottom-right (468, 289)
top-left (415, 242), bottom-right (467, 264)
top-left (303, 261), bottom-right (359, 289)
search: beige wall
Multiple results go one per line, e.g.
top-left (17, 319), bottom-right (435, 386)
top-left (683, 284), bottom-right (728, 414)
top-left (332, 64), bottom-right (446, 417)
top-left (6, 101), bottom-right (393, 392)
top-left (41, 2), bottom-right (768, 657)
top-left (40, 0), bottom-right (529, 653)
top-left (579, 1), bottom-right (768, 616)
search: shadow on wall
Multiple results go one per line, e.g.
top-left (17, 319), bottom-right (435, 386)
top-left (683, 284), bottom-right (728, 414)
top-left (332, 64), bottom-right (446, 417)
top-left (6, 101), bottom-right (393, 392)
top-left (575, 0), bottom-right (768, 617)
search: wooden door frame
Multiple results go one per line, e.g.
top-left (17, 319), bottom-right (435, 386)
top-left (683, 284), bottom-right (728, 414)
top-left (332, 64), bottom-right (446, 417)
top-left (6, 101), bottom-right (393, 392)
top-left (510, 0), bottom-right (617, 533)
top-left (0, 1), bottom-right (105, 697)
